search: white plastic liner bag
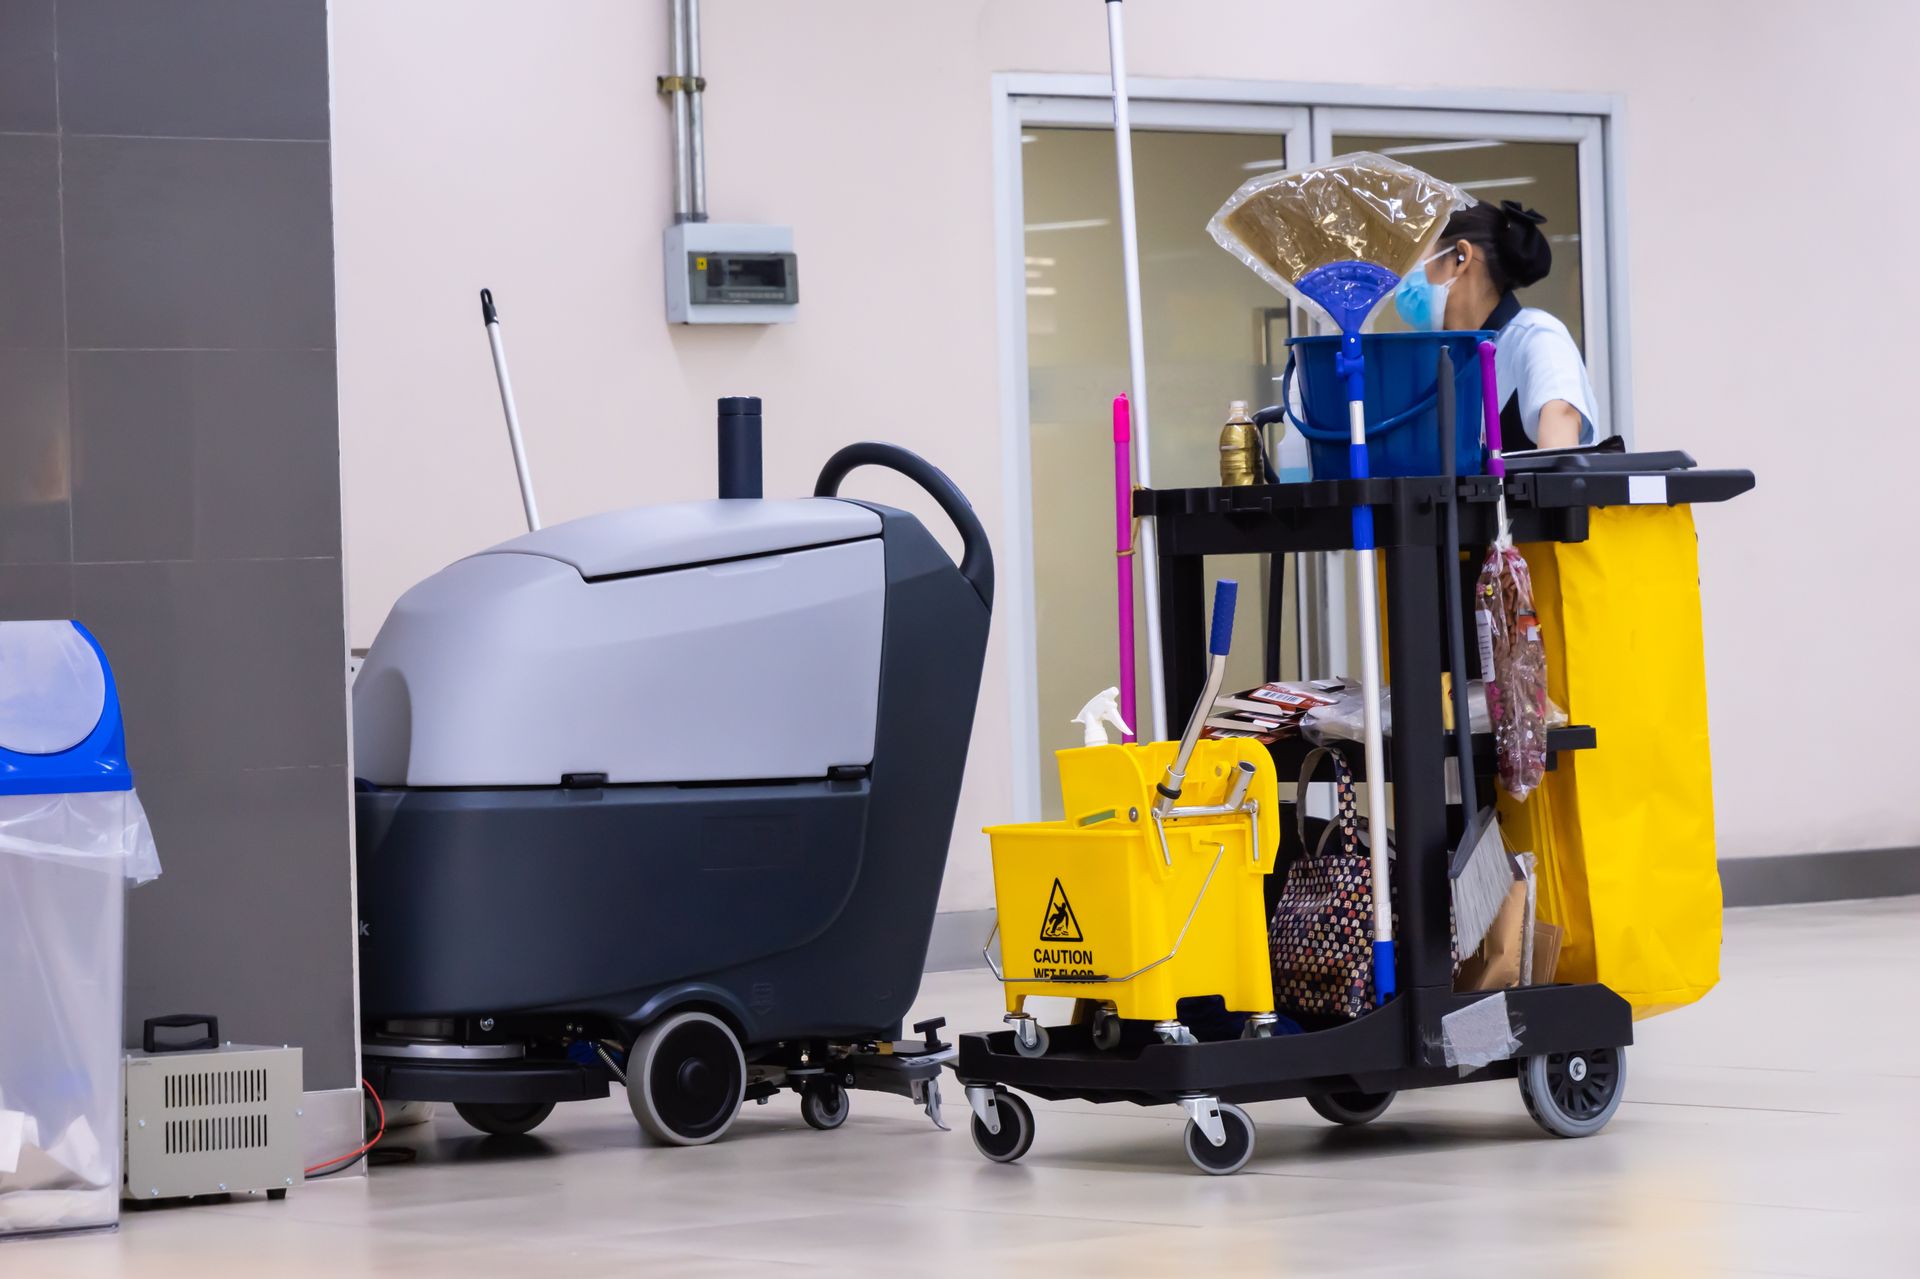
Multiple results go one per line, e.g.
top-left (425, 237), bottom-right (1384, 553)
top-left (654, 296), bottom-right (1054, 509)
top-left (0, 789), bottom-right (160, 1234)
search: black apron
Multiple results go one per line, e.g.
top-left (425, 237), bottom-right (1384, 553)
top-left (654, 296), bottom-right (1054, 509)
top-left (1483, 292), bottom-right (1532, 447)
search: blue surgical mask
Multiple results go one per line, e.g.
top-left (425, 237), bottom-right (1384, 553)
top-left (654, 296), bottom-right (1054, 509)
top-left (1393, 254), bottom-right (1455, 330)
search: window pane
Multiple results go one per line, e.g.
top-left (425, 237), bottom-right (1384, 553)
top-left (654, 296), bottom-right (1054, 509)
top-left (1022, 127), bottom-right (1293, 818)
top-left (1333, 135), bottom-right (1584, 351)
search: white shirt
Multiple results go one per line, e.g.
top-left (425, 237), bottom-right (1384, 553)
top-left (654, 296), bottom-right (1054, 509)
top-left (1495, 307), bottom-right (1603, 446)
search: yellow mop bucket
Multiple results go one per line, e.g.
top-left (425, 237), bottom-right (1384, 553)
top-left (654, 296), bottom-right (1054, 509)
top-left (983, 738), bottom-right (1280, 1026)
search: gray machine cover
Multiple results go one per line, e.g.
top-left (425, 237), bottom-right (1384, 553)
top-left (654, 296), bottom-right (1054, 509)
top-left (353, 499), bottom-right (885, 787)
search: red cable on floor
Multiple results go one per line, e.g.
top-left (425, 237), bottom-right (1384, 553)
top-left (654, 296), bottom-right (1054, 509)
top-left (304, 1077), bottom-right (385, 1177)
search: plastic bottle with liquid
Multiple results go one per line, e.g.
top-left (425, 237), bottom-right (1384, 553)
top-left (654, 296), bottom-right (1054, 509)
top-left (1218, 400), bottom-right (1261, 486)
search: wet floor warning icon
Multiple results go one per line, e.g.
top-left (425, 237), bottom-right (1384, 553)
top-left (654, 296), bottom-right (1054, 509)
top-left (1039, 878), bottom-right (1082, 942)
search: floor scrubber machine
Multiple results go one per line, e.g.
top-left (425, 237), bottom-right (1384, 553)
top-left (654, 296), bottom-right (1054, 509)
top-left (351, 294), bottom-right (993, 1144)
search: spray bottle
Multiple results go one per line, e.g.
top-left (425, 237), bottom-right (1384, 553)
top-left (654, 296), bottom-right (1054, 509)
top-left (1071, 687), bottom-right (1133, 747)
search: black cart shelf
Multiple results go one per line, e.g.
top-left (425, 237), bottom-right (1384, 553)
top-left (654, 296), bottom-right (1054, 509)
top-left (955, 464), bottom-right (1754, 1171)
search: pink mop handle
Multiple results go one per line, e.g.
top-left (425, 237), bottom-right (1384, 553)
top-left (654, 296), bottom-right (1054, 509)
top-left (1112, 394), bottom-right (1138, 742)
top-left (1477, 339), bottom-right (1505, 477)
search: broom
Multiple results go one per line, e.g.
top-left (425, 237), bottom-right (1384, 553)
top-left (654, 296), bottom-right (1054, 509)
top-left (1437, 351), bottom-right (1519, 955)
top-left (1209, 154), bottom-right (1472, 1004)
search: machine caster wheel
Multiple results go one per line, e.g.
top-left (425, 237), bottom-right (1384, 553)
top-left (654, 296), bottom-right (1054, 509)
top-left (1307, 1090), bottom-right (1395, 1126)
top-left (1183, 1102), bottom-right (1255, 1176)
top-left (1090, 1007), bottom-right (1123, 1052)
top-left (454, 1101), bottom-right (556, 1136)
top-left (1520, 1046), bottom-right (1626, 1138)
top-left (969, 1090), bottom-right (1035, 1164)
top-left (1011, 1019), bottom-right (1050, 1058)
top-left (627, 1010), bottom-right (747, 1146)
top-left (800, 1080), bottom-right (850, 1131)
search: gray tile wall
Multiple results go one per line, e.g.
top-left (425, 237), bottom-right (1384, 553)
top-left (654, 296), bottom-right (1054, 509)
top-left (0, 0), bottom-right (356, 1089)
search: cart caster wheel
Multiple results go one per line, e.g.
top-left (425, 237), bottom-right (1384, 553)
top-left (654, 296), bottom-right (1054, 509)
top-left (627, 1010), bottom-right (746, 1146)
top-left (1090, 1007), bottom-right (1123, 1052)
top-left (800, 1080), bottom-right (850, 1131)
top-left (970, 1090), bottom-right (1035, 1164)
top-left (454, 1101), bottom-right (556, 1136)
top-left (1241, 1019), bottom-right (1273, 1041)
top-left (1520, 1046), bottom-right (1626, 1138)
top-left (1011, 1019), bottom-right (1050, 1058)
top-left (1307, 1090), bottom-right (1394, 1126)
top-left (1183, 1102), bottom-right (1255, 1175)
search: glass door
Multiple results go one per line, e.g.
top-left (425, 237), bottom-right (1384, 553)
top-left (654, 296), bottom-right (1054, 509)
top-left (1009, 99), bottom-right (1307, 819)
top-left (1312, 108), bottom-right (1614, 431)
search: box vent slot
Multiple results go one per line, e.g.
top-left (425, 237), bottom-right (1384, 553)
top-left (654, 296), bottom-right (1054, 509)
top-left (163, 1113), bottom-right (271, 1155)
top-left (163, 1067), bottom-right (269, 1110)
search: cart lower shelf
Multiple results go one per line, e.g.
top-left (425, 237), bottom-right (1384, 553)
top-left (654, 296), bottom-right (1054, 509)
top-left (955, 983), bottom-right (1633, 1174)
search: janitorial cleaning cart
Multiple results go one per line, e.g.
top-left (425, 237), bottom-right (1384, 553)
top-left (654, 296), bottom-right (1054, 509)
top-left (958, 456), bottom-right (1752, 1173)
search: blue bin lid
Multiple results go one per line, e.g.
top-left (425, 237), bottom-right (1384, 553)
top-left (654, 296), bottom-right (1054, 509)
top-left (0, 621), bottom-right (132, 795)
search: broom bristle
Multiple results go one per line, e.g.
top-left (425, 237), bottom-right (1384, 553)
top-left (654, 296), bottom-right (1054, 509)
top-left (1452, 809), bottom-right (1517, 957)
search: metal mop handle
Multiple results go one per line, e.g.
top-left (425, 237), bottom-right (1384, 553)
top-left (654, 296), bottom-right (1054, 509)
top-left (1154, 579), bottom-right (1237, 819)
top-left (1103, 0), bottom-right (1167, 741)
top-left (480, 288), bottom-right (541, 533)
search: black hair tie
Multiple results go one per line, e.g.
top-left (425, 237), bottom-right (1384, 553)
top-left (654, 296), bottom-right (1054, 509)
top-left (1498, 200), bottom-right (1553, 289)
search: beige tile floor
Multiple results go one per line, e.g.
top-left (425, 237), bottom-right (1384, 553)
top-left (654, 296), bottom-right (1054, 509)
top-left (8, 898), bottom-right (1918, 1277)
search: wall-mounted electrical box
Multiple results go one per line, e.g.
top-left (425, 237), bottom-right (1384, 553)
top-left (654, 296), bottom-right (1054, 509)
top-left (664, 222), bottom-right (798, 325)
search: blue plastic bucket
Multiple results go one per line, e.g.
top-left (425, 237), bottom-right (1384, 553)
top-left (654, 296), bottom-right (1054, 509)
top-left (1282, 331), bottom-right (1494, 479)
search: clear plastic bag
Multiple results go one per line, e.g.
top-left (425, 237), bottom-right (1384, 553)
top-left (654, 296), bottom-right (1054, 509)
top-left (1476, 546), bottom-right (1550, 800)
top-left (1207, 152), bottom-right (1473, 323)
top-left (0, 789), bottom-right (160, 1234)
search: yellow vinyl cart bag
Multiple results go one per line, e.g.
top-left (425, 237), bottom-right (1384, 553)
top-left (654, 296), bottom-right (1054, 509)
top-left (1497, 504), bottom-right (1722, 1018)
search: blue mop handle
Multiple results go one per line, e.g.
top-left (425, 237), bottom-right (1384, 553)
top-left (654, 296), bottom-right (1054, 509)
top-left (1337, 331), bottom-right (1374, 550)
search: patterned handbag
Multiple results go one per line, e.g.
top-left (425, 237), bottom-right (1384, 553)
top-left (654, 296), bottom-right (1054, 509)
top-left (1268, 747), bottom-right (1378, 1021)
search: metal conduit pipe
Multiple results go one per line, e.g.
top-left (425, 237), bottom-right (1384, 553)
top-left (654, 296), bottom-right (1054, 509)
top-left (665, 0), bottom-right (691, 223)
top-left (685, 0), bottom-right (708, 222)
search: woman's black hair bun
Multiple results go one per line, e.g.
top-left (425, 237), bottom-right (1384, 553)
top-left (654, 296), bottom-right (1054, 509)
top-left (1498, 200), bottom-right (1553, 289)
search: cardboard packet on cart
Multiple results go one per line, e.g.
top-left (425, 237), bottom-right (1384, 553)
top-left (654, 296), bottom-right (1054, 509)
top-left (1203, 680), bottom-right (1345, 743)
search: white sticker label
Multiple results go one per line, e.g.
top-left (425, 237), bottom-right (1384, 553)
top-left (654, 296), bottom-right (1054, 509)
top-left (1628, 475), bottom-right (1668, 505)
top-left (1475, 609), bottom-right (1497, 676)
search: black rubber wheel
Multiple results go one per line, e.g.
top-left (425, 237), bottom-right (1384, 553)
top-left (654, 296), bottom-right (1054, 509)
top-left (1307, 1090), bottom-right (1395, 1126)
top-left (1183, 1102), bottom-right (1255, 1175)
top-left (800, 1080), bottom-right (850, 1131)
top-left (1520, 1046), bottom-right (1626, 1138)
top-left (1090, 1007), bottom-right (1123, 1052)
top-left (969, 1090), bottom-right (1035, 1164)
top-left (627, 1010), bottom-right (747, 1146)
top-left (453, 1101), bottom-right (556, 1137)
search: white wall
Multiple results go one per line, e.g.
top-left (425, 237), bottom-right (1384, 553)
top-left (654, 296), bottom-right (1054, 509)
top-left (331, 0), bottom-right (1920, 912)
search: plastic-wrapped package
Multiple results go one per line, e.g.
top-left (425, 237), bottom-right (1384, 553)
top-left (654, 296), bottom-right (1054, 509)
top-left (1476, 545), bottom-right (1550, 800)
top-left (1207, 153), bottom-right (1473, 324)
top-left (0, 791), bottom-right (159, 1234)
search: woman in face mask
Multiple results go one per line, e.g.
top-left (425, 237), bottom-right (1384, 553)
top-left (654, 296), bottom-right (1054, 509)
top-left (1393, 200), bottom-right (1601, 450)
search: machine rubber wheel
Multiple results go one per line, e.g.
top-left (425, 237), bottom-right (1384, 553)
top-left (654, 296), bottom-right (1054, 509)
top-left (1520, 1046), bottom-right (1625, 1138)
top-left (453, 1101), bottom-right (556, 1136)
top-left (1183, 1102), bottom-right (1255, 1176)
top-left (800, 1080), bottom-right (850, 1131)
top-left (627, 1010), bottom-right (747, 1146)
top-left (970, 1090), bottom-right (1035, 1164)
top-left (1307, 1090), bottom-right (1395, 1126)
top-left (1090, 1007), bottom-right (1123, 1052)
top-left (1012, 1021), bottom-right (1051, 1058)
